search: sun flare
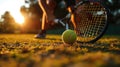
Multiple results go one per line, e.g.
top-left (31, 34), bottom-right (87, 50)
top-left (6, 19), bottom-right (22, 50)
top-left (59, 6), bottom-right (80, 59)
top-left (10, 5), bottom-right (25, 25)
top-left (14, 14), bottom-right (25, 25)
top-left (0, 0), bottom-right (25, 25)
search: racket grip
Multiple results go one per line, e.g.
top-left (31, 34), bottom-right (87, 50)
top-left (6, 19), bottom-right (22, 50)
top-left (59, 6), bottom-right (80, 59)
top-left (54, 19), bottom-right (65, 26)
top-left (59, 20), bottom-right (65, 26)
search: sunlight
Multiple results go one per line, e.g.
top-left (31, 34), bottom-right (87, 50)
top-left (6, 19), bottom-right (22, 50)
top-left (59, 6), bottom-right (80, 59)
top-left (0, 0), bottom-right (25, 24)
top-left (15, 16), bottom-right (24, 25)
top-left (10, 7), bottom-right (25, 25)
top-left (13, 13), bottom-right (25, 25)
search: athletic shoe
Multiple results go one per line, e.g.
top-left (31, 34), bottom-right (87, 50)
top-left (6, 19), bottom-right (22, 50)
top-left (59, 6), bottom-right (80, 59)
top-left (35, 30), bottom-right (46, 38)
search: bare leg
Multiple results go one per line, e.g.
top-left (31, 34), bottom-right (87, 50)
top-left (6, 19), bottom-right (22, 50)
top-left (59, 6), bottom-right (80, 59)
top-left (35, 0), bottom-right (56, 38)
top-left (71, 14), bottom-right (77, 30)
top-left (41, 13), bottom-right (51, 30)
top-left (67, 7), bottom-right (77, 30)
top-left (39, 0), bottom-right (55, 23)
top-left (41, 13), bottom-right (46, 30)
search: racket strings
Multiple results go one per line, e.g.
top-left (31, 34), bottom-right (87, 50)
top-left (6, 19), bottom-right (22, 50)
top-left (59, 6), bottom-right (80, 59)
top-left (75, 2), bottom-right (107, 42)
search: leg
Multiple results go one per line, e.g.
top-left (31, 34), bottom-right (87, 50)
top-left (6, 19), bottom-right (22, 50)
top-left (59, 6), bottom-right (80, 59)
top-left (65, 0), bottom-right (77, 30)
top-left (41, 13), bottom-right (52, 30)
top-left (67, 7), bottom-right (77, 31)
top-left (41, 13), bottom-right (46, 30)
top-left (71, 14), bottom-right (77, 30)
top-left (39, 0), bottom-right (56, 22)
top-left (35, 0), bottom-right (56, 38)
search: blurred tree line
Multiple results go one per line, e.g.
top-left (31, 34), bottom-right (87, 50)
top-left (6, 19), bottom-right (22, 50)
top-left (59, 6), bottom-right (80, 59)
top-left (0, 0), bottom-right (120, 33)
top-left (0, 11), bottom-right (20, 33)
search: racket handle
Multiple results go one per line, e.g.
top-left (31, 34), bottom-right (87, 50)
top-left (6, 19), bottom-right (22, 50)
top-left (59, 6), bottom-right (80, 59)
top-left (54, 19), bottom-right (65, 26)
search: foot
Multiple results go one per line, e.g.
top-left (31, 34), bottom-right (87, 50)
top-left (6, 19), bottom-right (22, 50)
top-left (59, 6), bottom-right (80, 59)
top-left (35, 30), bottom-right (46, 38)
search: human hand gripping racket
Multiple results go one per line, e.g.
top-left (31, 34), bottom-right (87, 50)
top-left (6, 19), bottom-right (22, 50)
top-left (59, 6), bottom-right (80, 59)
top-left (54, 0), bottom-right (109, 43)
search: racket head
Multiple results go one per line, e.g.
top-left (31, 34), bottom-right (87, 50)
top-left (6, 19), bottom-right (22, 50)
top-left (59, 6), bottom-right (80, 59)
top-left (74, 1), bottom-right (108, 43)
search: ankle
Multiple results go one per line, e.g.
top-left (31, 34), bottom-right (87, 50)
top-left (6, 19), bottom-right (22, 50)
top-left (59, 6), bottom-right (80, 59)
top-left (39, 30), bottom-right (46, 34)
top-left (42, 30), bottom-right (46, 33)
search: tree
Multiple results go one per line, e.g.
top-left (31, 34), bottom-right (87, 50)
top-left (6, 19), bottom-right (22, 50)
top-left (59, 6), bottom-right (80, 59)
top-left (1, 11), bottom-right (16, 33)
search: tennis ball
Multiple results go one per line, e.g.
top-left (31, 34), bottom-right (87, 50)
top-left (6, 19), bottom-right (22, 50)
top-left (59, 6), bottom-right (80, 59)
top-left (62, 29), bottom-right (77, 44)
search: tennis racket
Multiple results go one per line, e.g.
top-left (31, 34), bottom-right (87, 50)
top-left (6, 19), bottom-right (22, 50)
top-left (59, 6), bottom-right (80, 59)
top-left (73, 0), bottom-right (108, 43)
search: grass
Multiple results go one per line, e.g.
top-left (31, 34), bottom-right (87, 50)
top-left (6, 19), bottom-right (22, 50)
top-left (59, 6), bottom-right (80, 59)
top-left (0, 34), bottom-right (120, 67)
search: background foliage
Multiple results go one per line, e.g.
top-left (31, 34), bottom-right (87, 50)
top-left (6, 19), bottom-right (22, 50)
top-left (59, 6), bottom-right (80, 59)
top-left (0, 0), bottom-right (120, 33)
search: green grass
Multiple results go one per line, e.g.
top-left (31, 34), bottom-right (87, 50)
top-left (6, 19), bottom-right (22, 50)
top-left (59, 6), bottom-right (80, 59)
top-left (0, 34), bottom-right (120, 67)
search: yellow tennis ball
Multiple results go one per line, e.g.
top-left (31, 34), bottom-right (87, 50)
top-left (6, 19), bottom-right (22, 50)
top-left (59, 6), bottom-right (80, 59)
top-left (62, 29), bottom-right (77, 44)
